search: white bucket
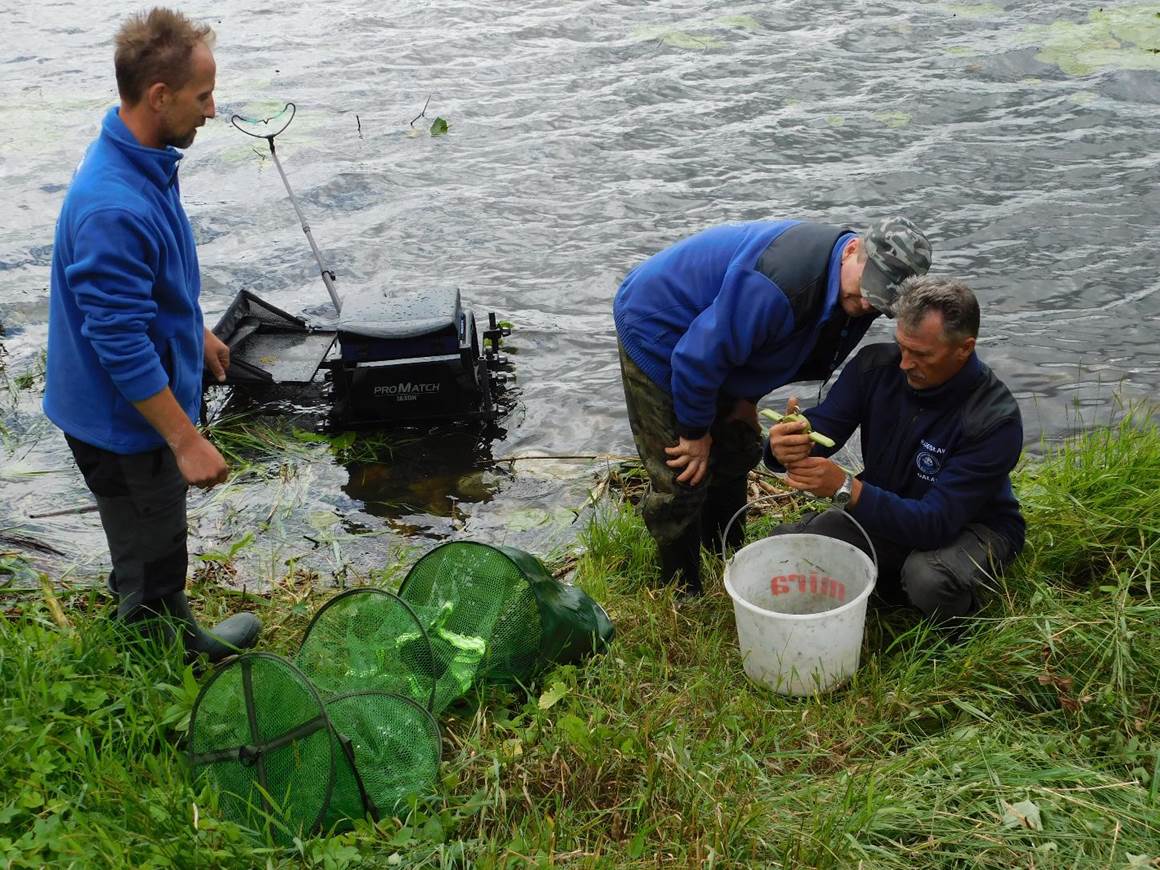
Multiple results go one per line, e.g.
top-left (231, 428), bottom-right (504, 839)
top-left (723, 533), bottom-right (877, 696)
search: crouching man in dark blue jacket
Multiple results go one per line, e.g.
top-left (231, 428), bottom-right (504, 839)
top-left (765, 276), bottom-right (1024, 620)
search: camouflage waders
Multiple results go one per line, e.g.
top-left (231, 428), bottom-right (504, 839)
top-left (618, 342), bottom-right (763, 594)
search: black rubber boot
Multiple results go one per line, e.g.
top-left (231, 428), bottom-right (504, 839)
top-left (124, 591), bottom-right (261, 663)
top-left (658, 527), bottom-right (703, 597)
top-left (700, 481), bottom-right (748, 558)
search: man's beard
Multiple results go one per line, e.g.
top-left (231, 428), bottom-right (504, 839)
top-left (165, 129), bottom-right (197, 149)
top-left (161, 119), bottom-right (199, 150)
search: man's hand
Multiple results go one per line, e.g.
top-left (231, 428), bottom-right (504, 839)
top-left (173, 429), bottom-right (229, 489)
top-left (133, 386), bottom-right (230, 490)
top-left (204, 328), bottom-right (230, 383)
top-left (665, 433), bottom-right (712, 487)
top-left (767, 396), bottom-right (812, 466)
top-left (783, 457), bottom-right (847, 499)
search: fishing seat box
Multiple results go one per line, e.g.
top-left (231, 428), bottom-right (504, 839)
top-left (327, 286), bottom-right (491, 425)
top-left (211, 286), bottom-right (496, 426)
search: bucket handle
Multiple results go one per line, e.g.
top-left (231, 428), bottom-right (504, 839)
top-left (721, 497), bottom-right (879, 576)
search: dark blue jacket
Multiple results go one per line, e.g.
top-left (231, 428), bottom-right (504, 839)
top-left (765, 343), bottom-right (1025, 552)
top-left (613, 221), bottom-right (875, 438)
top-left (44, 106), bottom-right (204, 453)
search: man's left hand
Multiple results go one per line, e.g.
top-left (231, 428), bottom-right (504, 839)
top-left (784, 457), bottom-right (846, 498)
top-left (665, 433), bottom-right (712, 487)
top-left (204, 328), bottom-right (230, 383)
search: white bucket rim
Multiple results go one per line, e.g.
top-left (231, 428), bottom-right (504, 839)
top-left (723, 533), bottom-right (877, 623)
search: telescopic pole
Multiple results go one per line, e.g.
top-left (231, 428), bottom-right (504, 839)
top-left (230, 103), bottom-right (342, 315)
top-left (264, 135), bottom-right (342, 314)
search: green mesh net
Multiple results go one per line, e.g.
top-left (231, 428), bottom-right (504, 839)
top-left (189, 542), bottom-right (613, 839)
top-left (297, 588), bottom-right (436, 710)
top-left (188, 653), bottom-right (336, 841)
top-left (398, 542), bottom-right (615, 712)
top-left (322, 692), bottom-right (441, 827)
top-left (188, 654), bottom-right (441, 839)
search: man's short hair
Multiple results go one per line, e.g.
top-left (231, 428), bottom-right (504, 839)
top-left (114, 8), bottom-right (215, 105)
top-left (895, 275), bottom-right (980, 342)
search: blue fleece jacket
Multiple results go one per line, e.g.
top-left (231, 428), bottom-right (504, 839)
top-left (44, 107), bottom-right (204, 454)
top-left (613, 221), bottom-right (869, 437)
top-left (765, 343), bottom-right (1026, 552)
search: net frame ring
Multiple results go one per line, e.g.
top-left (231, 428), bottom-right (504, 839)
top-left (322, 690), bottom-right (443, 827)
top-left (398, 540), bottom-right (533, 606)
top-left (187, 652), bottom-right (337, 842)
top-left (296, 587), bottom-right (438, 712)
top-left (229, 101), bottom-right (296, 140)
top-left (397, 540), bottom-right (548, 684)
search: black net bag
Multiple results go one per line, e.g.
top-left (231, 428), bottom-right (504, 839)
top-left (296, 588), bottom-right (436, 711)
top-left (187, 653), bottom-right (336, 842)
top-left (398, 541), bottom-right (615, 711)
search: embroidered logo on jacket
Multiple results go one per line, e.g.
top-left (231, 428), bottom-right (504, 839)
top-left (915, 439), bottom-right (946, 481)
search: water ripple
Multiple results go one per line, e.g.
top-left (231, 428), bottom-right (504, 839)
top-left (2, 0), bottom-right (1158, 578)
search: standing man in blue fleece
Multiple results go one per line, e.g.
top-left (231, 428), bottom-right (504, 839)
top-left (43, 8), bottom-right (260, 660)
top-left (614, 217), bottom-right (932, 596)
top-left (765, 276), bottom-right (1024, 620)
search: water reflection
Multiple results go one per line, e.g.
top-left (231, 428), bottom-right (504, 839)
top-left (205, 372), bottom-right (518, 542)
top-left (343, 427), bottom-right (503, 521)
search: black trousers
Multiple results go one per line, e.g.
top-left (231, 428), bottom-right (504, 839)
top-left (766, 509), bottom-right (1018, 620)
top-left (66, 435), bottom-right (189, 609)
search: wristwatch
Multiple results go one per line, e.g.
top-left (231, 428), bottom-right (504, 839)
top-left (831, 473), bottom-right (854, 510)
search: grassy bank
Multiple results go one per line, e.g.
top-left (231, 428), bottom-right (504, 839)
top-left (1, 409), bottom-right (1158, 868)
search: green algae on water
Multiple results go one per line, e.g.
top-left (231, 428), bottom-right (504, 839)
top-left (630, 25), bottom-right (725, 50)
top-left (873, 111), bottom-right (912, 128)
top-left (1021, 5), bottom-right (1160, 76)
top-left (714, 15), bottom-right (760, 31)
top-left (630, 16), bottom-right (760, 50)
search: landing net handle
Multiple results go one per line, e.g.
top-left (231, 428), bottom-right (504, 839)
top-left (230, 102), bottom-right (342, 315)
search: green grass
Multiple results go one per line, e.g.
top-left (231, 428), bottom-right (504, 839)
top-left (1, 408), bottom-right (1158, 868)
top-left (203, 410), bottom-right (422, 469)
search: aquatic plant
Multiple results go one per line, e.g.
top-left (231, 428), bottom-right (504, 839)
top-left (1020, 5), bottom-right (1160, 76)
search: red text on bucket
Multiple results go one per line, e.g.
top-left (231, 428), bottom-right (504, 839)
top-left (769, 574), bottom-right (847, 603)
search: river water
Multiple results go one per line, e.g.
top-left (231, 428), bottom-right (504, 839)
top-left (1, 1), bottom-right (1157, 587)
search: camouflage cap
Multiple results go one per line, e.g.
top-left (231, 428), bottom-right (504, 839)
top-left (859, 217), bottom-right (933, 317)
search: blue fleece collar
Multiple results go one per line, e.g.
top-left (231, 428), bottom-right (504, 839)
top-left (100, 106), bottom-right (183, 188)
